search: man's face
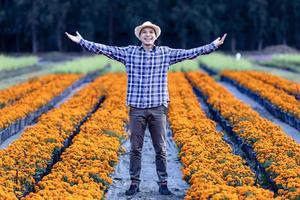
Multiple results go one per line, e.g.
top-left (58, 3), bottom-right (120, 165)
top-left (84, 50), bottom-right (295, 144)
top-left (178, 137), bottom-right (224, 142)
top-left (139, 27), bottom-right (157, 46)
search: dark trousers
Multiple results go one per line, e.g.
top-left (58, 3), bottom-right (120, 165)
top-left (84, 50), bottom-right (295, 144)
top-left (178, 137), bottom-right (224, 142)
top-left (129, 105), bottom-right (168, 184)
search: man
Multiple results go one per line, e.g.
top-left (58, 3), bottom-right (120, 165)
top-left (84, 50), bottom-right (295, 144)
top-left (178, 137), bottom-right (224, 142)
top-left (65, 21), bottom-right (226, 196)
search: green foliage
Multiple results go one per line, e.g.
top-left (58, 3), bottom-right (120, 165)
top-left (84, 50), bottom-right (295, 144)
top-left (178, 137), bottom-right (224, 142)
top-left (169, 59), bottom-right (200, 72)
top-left (1, 0), bottom-right (300, 52)
top-left (0, 55), bottom-right (38, 70)
top-left (103, 129), bottom-right (125, 141)
top-left (259, 54), bottom-right (300, 73)
top-left (48, 55), bottom-right (109, 73)
top-left (262, 159), bottom-right (273, 168)
top-left (107, 59), bottom-right (126, 72)
top-left (273, 54), bottom-right (300, 63)
top-left (198, 52), bottom-right (253, 71)
top-left (89, 173), bottom-right (109, 187)
top-left (45, 138), bottom-right (57, 143)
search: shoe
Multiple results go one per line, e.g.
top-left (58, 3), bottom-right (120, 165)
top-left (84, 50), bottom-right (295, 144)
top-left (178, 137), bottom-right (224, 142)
top-left (158, 184), bottom-right (172, 195)
top-left (125, 183), bottom-right (140, 196)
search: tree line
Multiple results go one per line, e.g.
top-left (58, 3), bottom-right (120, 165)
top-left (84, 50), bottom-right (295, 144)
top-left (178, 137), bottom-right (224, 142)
top-left (0, 0), bottom-right (299, 53)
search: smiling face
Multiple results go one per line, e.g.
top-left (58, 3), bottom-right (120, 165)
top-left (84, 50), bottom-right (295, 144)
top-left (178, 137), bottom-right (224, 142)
top-left (139, 27), bottom-right (157, 46)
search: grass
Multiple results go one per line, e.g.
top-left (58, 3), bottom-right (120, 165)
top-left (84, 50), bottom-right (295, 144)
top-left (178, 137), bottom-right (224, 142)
top-left (47, 55), bottom-right (110, 74)
top-left (169, 59), bottom-right (200, 72)
top-left (258, 54), bottom-right (300, 73)
top-left (0, 55), bottom-right (39, 71)
top-left (107, 60), bottom-right (126, 72)
top-left (198, 52), bottom-right (253, 71)
top-left (271, 54), bottom-right (300, 63)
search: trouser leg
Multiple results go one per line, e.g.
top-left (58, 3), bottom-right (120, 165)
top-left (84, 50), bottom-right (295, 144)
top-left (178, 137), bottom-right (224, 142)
top-left (148, 105), bottom-right (168, 184)
top-left (129, 107), bottom-right (147, 183)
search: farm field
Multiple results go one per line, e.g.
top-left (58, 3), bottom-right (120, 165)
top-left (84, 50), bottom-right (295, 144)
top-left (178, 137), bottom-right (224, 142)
top-left (0, 54), bottom-right (300, 199)
top-left (2, 0), bottom-right (300, 198)
top-left (198, 53), bottom-right (300, 83)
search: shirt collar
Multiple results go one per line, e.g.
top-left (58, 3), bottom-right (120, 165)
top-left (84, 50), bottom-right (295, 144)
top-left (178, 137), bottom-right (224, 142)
top-left (139, 44), bottom-right (156, 52)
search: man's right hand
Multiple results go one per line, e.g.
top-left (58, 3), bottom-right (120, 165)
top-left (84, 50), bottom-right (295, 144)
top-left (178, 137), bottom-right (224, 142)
top-left (213, 33), bottom-right (227, 47)
top-left (65, 31), bottom-right (83, 44)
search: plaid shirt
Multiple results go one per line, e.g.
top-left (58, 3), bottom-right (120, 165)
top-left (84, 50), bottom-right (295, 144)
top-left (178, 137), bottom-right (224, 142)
top-left (79, 39), bottom-right (217, 108)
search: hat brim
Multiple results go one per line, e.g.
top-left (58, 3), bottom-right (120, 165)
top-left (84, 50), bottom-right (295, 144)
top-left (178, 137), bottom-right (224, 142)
top-left (134, 24), bottom-right (161, 40)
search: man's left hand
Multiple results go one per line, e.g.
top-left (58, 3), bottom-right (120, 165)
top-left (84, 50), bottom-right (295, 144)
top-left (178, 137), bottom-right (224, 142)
top-left (213, 33), bottom-right (227, 47)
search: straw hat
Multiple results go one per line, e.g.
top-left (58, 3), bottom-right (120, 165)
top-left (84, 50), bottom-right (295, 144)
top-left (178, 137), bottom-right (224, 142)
top-left (134, 21), bottom-right (161, 39)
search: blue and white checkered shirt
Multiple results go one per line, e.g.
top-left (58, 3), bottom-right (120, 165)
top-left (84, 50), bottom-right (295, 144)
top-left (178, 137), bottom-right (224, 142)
top-left (79, 39), bottom-right (217, 108)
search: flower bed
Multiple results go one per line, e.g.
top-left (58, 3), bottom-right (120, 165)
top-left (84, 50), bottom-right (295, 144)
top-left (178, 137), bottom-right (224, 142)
top-left (0, 74), bottom-right (64, 108)
top-left (0, 73), bottom-right (109, 198)
top-left (168, 72), bottom-right (275, 199)
top-left (243, 71), bottom-right (300, 100)
top-left (24, 73), bottom-right (128, 199)
top-left (0, 69), bottom-right (106, 145)
top-left (221, 70), bottom-right (300, 131)
top-left (186, 71), bottom-right (300, 199)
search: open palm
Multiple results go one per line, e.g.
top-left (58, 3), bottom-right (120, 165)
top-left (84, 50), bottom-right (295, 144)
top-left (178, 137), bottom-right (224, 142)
top-left (65, 31), bottom-right (83, 44)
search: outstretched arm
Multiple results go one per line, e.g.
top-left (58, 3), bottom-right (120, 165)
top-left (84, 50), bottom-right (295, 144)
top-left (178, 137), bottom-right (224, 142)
top-left (169, 33), bottom-right (227, 65)
top-left (65, 31), bottom-right (127, 64)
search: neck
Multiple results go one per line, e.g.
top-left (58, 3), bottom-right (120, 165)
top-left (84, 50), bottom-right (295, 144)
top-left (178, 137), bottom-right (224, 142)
top-left (142, 43), bottom-right (154, 52)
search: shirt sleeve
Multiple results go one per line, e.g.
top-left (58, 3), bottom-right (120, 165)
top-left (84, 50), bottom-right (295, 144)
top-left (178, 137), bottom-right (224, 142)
top-left (169, 42), bottom-right (218, 65)
top-left (79, 38), bottom-right (127, 64)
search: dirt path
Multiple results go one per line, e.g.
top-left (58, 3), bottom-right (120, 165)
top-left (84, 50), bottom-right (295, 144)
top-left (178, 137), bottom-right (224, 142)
top-left (105, 123), bottom-right (189, 200)
top-left (219, 81), bottom-right (300, 143)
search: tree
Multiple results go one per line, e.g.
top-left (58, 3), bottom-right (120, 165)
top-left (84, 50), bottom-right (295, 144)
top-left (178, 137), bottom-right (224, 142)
top-left (247, 0), bottom-right (268, 50)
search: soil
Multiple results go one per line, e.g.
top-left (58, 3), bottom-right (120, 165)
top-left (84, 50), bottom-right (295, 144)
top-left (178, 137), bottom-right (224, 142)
top-left (105, 124), bottom-right (189, 200)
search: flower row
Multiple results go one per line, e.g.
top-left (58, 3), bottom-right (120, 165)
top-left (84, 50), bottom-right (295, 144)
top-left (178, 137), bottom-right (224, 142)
top-left (0, 74), bottom-right (66, 108)
top-left (221, 70), bottom-right (300, 120)
top-left (0, 74), bottom-right (108, 199)
top-left (24, 73), bottom-right (128, 199)
top-left (243, 71), bottom-right (300, 99)
top-left (186, 71), bottom-right (300, 199)
top-left (0, 74), bottom-right (82, 131)
top-left (168, 72), bottom-right (274, 199)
